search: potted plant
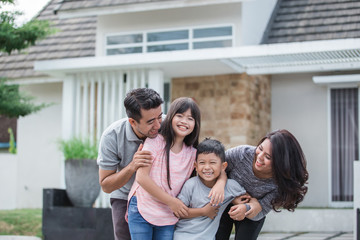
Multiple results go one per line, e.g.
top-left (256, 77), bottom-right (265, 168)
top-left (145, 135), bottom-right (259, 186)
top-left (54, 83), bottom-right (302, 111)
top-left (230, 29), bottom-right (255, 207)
top-left (59, 137), bottom-right (100, 208)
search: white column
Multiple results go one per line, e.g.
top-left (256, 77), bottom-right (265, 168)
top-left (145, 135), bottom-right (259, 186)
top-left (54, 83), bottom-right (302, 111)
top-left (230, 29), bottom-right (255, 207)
top-left (354, 161), bottom-right (360, 240)
top-left (61, 75), bottom-right (76, 188)
top-left (148, 69), bottom-right (164, 99)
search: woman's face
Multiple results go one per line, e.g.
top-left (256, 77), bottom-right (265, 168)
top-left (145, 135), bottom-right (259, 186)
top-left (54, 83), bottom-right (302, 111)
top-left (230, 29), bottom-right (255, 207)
top-left (254, 138), bottom-right (273, 177)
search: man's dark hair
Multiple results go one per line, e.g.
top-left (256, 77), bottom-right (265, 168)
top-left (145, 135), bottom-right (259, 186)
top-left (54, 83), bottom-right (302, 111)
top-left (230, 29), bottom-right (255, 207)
top-left (196, 138), bottom-right (225, 162)
top-left (124, 88), bottom-right (163, 122)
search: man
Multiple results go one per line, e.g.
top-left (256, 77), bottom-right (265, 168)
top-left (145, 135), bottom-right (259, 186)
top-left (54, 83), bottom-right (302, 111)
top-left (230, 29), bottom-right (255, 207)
top-left (97, 88), bottom-right (163, 240)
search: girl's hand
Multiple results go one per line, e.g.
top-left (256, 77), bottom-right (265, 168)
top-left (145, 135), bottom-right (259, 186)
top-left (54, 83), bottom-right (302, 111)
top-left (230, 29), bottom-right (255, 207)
top-left (232, 193), bottom-right (251, 205)
top-left (208, 181), bottom-right (225, 206)
top-left (202, 203), bottom-right (220, 219)
top-left (228, 204), bottom-right (247, 221)
top-left (170, 198), bottom-right (189, 218)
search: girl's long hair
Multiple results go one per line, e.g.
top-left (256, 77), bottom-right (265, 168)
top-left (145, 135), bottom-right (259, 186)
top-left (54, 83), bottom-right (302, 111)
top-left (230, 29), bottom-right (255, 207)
top-left (159, 97), bottom-right (201, 189)
top-left (257, 129), bottom-right (309, 212)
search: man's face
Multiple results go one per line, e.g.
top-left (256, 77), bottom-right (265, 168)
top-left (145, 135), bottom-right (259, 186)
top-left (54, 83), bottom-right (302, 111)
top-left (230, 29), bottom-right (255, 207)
top-left (129, 106), bottom-right (163, 140)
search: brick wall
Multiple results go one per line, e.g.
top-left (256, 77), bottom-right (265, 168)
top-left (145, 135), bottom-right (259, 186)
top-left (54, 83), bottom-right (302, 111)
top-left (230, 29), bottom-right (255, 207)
top-left (172, 73), bottom-right (271, 149)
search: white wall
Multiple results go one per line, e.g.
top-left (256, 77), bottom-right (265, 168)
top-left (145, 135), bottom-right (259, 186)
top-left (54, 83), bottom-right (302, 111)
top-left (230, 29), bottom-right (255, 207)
top-left (271, 73), bottom-right (329, 207)
top-left (96, 3), bottom-right (242, 56)
top-left (241, 0), bottom-right (277, 45)
top-left (262, 209), bottom-right (353, 232)
top-left (0, 154), bottom-right (17, 209)
top-left (16, 82), bottom-right (63, 208)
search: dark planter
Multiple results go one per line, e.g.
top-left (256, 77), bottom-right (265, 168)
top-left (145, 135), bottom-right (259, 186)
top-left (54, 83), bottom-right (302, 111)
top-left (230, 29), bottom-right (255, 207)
top-left (42, 189), bottom-right (114, 240)
top-left (65, 159), bottom-right (100, 207)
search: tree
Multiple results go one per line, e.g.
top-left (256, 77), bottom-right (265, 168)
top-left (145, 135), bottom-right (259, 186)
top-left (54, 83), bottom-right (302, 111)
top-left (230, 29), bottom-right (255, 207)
top-left (0, 78), bottom-right (50, 118)
top-left (0, 0), bottom-right (54, 118)
top-left (0, 0), bottom-right (53, 54)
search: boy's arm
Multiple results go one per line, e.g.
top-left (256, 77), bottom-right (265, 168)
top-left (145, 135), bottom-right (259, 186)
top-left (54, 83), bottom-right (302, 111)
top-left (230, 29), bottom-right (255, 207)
top-left (181, 203), bottom-right (219, 220)
top-left (136, 165), bottom-right (189, 218)
top-left (208, 169), bottom-right (227, 206)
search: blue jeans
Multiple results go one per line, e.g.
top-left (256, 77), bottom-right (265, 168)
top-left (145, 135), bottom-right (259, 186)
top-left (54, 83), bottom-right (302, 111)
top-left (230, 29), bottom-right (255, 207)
top-left (128, 196), bottom-right (175, 240)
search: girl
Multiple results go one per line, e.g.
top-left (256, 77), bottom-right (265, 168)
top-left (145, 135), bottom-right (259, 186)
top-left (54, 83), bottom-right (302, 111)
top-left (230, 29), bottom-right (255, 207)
top-left (127, 97), bottom-right (224, 240)
top-left (216, 129), bottom-right (309, 240)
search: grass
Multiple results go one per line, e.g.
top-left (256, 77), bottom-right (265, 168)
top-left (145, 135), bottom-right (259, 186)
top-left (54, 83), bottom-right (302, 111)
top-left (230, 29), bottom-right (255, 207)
top-left (0, 209), bottom-right (42, 238)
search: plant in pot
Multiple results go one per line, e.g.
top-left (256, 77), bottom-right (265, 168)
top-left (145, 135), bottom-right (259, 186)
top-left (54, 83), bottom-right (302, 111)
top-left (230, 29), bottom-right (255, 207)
top-left (59, 137), bottom-right (100, 208)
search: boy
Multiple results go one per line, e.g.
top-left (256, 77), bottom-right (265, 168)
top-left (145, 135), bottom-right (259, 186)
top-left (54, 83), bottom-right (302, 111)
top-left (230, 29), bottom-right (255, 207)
top-left (174, 138), bottom-right (249, 240)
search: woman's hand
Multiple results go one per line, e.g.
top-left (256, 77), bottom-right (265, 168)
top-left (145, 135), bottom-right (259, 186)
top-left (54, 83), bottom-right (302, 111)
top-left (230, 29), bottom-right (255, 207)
top-left (170, 198), bottom-right (189, 219)
top-left (228, 204), bottom-right (247, 221)
top-left (245, 198), bottom-right (262, 219)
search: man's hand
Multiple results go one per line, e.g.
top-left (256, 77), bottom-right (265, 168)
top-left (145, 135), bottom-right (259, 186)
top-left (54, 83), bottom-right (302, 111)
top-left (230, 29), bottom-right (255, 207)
top-left (129, 144), bottom-right (153, 172)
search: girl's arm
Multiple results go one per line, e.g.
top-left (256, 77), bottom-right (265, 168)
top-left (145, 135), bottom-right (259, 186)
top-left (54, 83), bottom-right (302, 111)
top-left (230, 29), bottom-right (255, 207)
top-left (136, 164), bottom-right (189, 218)
top-left (208, 169), bottom-right (227, 206)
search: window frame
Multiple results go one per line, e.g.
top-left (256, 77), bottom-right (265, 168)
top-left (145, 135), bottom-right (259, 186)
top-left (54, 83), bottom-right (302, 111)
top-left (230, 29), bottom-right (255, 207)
top-left (327, 83), bottom-right (358, 208)
top-left (105, 24), bottom-right (234, 55)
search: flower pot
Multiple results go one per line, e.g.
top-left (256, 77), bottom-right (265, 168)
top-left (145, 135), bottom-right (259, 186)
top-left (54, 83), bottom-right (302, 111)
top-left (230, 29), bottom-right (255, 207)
top-left (65, 159), bottom-right (100, 207)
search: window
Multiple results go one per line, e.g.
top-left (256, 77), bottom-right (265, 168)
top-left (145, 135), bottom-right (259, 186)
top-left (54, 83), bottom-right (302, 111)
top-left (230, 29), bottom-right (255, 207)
top-left (105, 25), bottom-right (233, 55)
top-left (330, 88), bottom-right (358, 202)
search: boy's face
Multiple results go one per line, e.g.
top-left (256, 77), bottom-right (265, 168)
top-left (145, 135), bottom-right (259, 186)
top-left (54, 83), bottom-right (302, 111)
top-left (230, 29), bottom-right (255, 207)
top-left (195, 153), bottom-right (227, 188)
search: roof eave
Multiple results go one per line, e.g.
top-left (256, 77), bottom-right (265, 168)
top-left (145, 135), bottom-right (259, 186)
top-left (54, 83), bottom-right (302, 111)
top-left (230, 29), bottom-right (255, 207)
top-left (34, 38), bottom-right (360, 77)
top-left (56, 0), bottom-right (246, 19)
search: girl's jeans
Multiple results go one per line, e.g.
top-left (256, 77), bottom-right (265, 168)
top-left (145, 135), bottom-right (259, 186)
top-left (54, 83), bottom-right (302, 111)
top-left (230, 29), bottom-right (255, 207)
top-left (128, 196), bottom-right (175, 240)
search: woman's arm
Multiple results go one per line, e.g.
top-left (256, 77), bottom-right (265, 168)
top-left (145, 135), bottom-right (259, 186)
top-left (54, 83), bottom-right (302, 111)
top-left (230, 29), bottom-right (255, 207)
top-left (136, 165), bottom-right (189, 218)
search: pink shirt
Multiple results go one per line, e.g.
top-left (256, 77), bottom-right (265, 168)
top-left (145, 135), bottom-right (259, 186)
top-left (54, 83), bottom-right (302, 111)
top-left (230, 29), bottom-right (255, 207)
top-left (128, 134), bottom-right (196, 226)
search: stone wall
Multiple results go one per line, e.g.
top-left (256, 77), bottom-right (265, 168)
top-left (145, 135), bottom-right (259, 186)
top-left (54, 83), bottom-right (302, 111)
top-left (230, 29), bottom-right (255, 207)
top-left (172, 73), bottom-right (271, 149)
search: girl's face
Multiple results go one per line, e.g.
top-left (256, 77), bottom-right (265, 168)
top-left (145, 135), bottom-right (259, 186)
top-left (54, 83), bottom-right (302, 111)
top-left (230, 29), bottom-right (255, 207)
top-left (254, 138), bottom-right (273, 178)
top-left (171, 108), bottom-right (195, 139)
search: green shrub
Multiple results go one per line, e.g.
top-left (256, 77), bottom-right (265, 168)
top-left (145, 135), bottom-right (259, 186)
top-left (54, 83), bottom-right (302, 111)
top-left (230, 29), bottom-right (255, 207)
top-left (59, 137), bottom-right (98, 160)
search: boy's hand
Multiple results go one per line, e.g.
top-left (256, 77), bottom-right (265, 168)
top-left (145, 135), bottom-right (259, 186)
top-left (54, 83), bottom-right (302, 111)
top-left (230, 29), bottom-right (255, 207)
top-left (228, 204), bottom-right (247, 221)
top-left (170, 198), bottom-right (189, 218)
top-left (202, 202), bottom-right (220, 219)
top-left (232, 193), bottom-right (251, 205)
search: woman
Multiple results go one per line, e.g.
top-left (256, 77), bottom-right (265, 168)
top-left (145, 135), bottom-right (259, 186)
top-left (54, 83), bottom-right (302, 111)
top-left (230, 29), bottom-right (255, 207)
top-left (216, 129), bottom-right (309, 240)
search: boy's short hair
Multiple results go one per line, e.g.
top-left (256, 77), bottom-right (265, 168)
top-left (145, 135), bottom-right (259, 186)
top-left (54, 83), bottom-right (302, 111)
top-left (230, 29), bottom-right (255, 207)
top-left (196, 138), bottom-right (225, 162)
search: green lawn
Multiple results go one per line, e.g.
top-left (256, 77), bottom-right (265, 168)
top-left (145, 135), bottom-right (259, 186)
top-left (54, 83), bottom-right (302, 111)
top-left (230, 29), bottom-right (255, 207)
top-left (0, 209), bottom-right (42, 238)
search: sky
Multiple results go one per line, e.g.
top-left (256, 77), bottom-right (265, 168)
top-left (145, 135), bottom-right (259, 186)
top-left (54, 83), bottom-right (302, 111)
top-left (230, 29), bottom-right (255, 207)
top-left (2, 0), bottom-right (51, 25)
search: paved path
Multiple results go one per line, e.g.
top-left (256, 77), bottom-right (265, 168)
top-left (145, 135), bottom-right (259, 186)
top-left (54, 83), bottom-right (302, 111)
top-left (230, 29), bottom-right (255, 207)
top-left (231, 232), bottom-right (354, 240)
top-left (0, 232), bottom-right (354, 240)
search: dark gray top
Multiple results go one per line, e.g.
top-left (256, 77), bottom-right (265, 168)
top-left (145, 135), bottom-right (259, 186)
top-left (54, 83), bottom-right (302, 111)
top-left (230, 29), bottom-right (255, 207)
top-left (97, 118), bottom-right (143, 200)
top-left (225, 145), bottom-right (278, 221)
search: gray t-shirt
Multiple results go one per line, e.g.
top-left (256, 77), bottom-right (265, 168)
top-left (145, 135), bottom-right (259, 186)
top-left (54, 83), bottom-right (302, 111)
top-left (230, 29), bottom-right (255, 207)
top-left (174, 176), bottom-right (246, 240)
top-left (226, 145), bottom-right (278, 221)
top-left (97, 118), bottom-right (143, 200)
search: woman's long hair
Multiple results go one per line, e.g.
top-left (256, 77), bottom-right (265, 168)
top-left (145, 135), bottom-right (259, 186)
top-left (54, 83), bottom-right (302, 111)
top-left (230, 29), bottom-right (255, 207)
top-left (159, 97), bottom-right (201, 189)
top-left (257, 129), bottom-right (309, 212)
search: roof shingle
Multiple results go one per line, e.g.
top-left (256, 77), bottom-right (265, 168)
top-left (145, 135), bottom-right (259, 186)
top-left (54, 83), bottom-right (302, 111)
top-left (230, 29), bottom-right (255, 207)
top-left (262, 0), bottom-right (360, 44)
top-left (0, 0), bottom-right (96, 79)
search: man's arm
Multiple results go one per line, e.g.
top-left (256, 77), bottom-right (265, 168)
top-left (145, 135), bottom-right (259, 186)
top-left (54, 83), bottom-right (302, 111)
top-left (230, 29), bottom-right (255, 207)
top-left (99, 144), bottom-right (153, 193)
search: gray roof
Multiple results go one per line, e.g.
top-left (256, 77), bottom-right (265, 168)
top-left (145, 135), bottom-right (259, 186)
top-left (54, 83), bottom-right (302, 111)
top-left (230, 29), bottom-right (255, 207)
top-left (262, 0), bottom-right (360, 44)
top-left (0, 0), bottom-right (96, 79)
top-left (58, 0), bottom-right (171, 11)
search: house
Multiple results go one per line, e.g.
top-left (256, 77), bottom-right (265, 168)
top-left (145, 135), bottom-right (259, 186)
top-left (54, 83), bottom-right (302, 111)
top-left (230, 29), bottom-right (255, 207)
top-left (0, 0), bottom-right (359, 234)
